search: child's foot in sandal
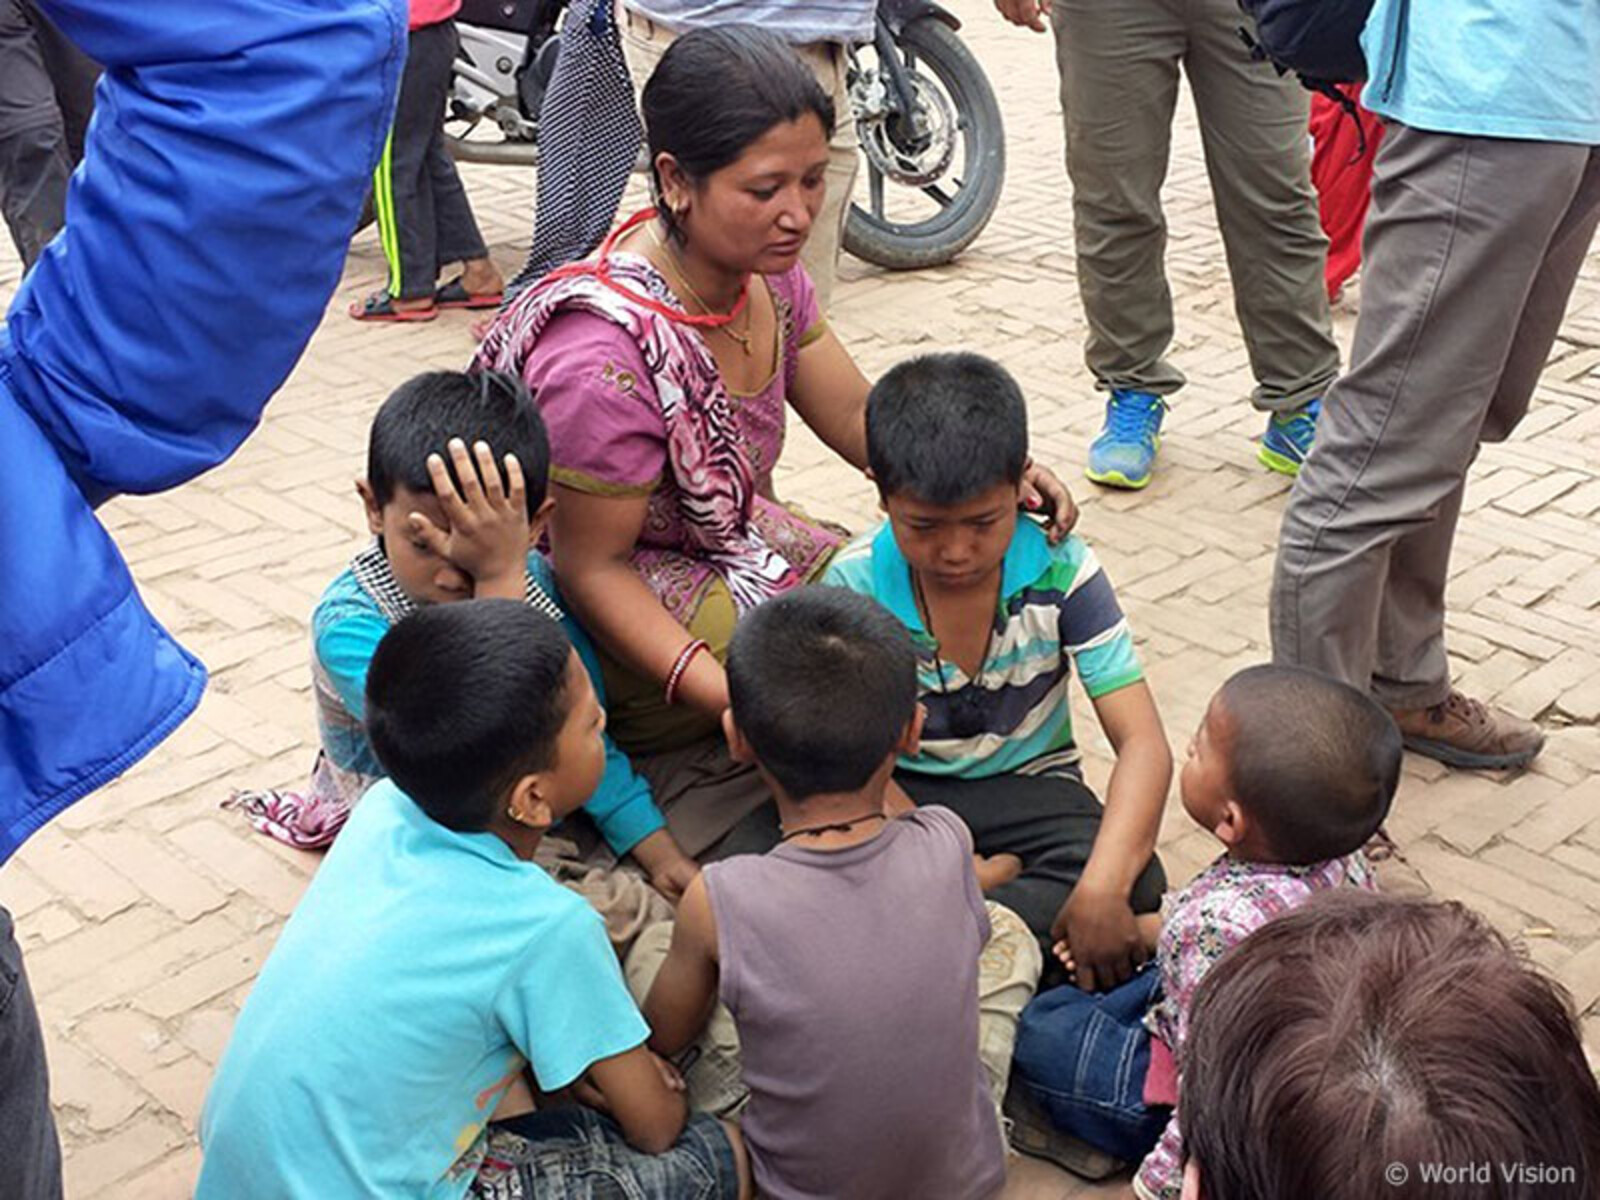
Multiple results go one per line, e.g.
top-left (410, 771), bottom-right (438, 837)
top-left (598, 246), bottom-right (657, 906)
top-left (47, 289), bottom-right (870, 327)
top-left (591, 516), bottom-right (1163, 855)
top-left (349, 290), bottom-right (437, 323)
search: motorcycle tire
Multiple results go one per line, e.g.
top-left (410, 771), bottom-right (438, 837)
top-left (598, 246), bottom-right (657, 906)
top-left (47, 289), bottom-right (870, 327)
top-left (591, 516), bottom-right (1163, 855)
top-left (844, 17), bottom-right (1005, 271)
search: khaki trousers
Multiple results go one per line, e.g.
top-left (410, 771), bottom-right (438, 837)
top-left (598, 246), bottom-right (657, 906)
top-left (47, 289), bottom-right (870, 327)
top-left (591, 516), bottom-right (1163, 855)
top-left (1272, 129), bottom-right (1600, 706)
top-left (1051, 0), bottom-right (1338, 409)
top-left (616, 2), bottom-right (859, 308)
top-left (623, 900), bottom-right (1043, 1118)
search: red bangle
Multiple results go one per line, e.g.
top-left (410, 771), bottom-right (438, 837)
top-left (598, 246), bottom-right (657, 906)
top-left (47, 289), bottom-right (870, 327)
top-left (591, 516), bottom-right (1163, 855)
top-left (664, 639), bottom-right (709, 706)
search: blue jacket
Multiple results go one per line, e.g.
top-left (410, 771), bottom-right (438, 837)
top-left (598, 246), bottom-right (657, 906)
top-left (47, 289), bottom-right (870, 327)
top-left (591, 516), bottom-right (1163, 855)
top-left (0, 0), bottom-right (406, 861)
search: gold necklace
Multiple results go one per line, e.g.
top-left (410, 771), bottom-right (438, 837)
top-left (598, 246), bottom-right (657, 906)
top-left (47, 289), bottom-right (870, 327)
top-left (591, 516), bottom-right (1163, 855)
top-left (650, 226), bottom-right (755, 355)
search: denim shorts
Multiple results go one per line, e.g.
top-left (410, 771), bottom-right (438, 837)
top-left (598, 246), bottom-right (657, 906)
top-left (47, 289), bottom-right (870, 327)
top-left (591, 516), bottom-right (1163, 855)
top-left (1013, 968), bottom-right (1170, 1162)
top-left (471, 1108), bottom-right (738, 1200)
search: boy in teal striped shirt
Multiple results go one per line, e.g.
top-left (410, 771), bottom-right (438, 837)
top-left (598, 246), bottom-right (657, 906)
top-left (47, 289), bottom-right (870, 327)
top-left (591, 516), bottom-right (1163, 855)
top-left (825, 352), bottom-right (1170, 988)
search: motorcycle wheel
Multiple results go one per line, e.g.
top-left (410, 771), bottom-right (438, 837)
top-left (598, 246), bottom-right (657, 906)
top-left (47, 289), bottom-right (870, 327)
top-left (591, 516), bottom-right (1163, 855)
top-left (844, 17), bottom-right (1005, 271)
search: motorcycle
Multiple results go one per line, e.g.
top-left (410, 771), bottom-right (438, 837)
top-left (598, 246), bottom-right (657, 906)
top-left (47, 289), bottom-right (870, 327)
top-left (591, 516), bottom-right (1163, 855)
top-left (448, 0), bottom-right (1005, 269)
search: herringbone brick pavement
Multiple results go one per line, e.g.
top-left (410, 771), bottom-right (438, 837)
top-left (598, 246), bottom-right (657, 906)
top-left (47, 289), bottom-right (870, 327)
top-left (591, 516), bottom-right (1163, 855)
top-left (2, 5), bottom-right (1598, 1195)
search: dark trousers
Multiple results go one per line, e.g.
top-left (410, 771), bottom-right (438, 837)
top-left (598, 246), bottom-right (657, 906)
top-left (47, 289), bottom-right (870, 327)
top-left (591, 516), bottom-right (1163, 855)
top-left (374, 20), bottom-right (488, 300)
top-left (896, 770), bottom-right (1166, 955)
top-left (0, 0), bottom-right (97, 268)
top-left (0, 906), bottom-right (62, 1200)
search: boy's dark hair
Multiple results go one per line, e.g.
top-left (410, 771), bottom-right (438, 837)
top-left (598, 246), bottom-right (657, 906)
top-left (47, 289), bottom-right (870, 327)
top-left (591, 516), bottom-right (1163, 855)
top-left (1181, 891), bottom-right (1600, 1200)
top-left (365, 600), bottom-right (573, 832)
top-left (1215, 664), bottom-right (1398, 864)
top-left (866, 352), bottom-right (1029, 505)
top-left (727, 587), bottom-right (917, 802)
top-left (643, 25), bottom-right (835, 240)
top-left (367, 370), bottom-right (549, 518)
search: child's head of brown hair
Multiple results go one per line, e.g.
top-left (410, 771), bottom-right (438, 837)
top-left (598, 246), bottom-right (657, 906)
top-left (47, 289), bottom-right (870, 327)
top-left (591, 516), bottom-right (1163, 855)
top-left (1180, 665), bottom-right (1399, 865)
top-left (1179, 890), bottom-right (1600, 1199)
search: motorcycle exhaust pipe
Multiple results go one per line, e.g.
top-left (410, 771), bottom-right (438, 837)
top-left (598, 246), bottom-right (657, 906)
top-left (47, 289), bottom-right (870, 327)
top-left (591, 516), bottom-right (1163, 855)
top-left (444, 136), bottom-right (541, 167)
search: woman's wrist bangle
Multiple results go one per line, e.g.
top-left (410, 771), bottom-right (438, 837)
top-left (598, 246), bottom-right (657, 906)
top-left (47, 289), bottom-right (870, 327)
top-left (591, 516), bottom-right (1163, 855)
top-left (664, 639), bottom-right (710, 706)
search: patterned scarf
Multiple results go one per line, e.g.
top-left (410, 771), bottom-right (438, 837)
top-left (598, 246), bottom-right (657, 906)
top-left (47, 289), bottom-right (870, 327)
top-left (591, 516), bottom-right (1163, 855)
top-left (475, 253), bottom-right (805, 614)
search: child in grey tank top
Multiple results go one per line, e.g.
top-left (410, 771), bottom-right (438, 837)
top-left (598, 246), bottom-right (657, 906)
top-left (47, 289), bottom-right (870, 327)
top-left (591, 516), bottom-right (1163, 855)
top-left (643, 588), bottom-right (1008, 1199)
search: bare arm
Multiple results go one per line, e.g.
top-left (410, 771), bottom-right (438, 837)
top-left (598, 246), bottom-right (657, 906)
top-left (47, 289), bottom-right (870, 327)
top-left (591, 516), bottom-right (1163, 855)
top-left (582, 1045), bottom-right (689, 1154)
top-left (1053, 681), bottom-right (1172, 991)
top-left (642, 874), bottom-right (721, 1055)
top-left (788, 327), bottom-right (873, 469)
top-left (548, 484), bottom-right (729, 715)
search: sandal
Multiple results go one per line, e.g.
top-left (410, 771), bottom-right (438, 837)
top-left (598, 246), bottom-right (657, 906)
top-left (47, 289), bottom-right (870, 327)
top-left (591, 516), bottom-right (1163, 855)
top-left (349, 290), bottom-right (438, 323)
top-left (435, 277), bottom-right (503, 310)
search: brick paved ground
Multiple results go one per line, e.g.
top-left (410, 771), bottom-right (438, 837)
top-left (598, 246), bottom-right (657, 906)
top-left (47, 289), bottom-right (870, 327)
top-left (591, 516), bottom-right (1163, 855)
top-left (4, 5), bottom-right (1599, 1195)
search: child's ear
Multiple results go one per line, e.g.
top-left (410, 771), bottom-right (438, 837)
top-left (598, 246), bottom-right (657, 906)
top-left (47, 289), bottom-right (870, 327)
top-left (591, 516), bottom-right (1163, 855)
top-left (1213, 799), bottom-right (1249, 848)
top-left (505, 775), bottom-right (554, 833)
top-left (526, 495), bottom-right (556, 547)
top-left (356, 479), bottom-right (385, 536)
top-left (898, 703), bottom-right (926, 756)
top-left (722, 709), bottom-right (755, 764)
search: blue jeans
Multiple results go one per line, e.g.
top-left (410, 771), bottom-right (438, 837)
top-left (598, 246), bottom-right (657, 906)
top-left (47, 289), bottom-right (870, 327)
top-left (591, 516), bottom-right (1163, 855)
top-left (1013, 969), bottom-right (1170, 1162)
top-left (471, 1108), bottom-right (738, 1200)
top-left (0, 906), bottom-right (62, 1200)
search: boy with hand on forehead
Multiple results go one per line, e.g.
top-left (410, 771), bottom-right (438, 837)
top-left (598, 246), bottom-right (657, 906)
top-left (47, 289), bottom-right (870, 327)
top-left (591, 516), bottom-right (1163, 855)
top-left (278, 370), bottom-right (697, 896)
top-left (825, 352), bottom-right (1171, 988)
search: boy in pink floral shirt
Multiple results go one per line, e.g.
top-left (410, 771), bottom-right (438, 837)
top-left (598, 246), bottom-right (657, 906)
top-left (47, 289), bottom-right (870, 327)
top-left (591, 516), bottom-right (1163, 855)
top-left (1012, 665), bottom-right (1400, 1198)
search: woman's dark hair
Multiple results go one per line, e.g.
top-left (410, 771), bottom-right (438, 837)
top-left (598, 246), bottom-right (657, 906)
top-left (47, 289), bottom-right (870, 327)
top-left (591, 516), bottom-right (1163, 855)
top-left (1180, 891), bottom-right (1600, 1199)
top-left (642, 25), bottom-right (835, 237)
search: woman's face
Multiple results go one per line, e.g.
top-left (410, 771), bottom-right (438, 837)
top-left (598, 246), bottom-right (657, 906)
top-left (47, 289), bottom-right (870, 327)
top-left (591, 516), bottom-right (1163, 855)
top-left (671, 112), bottom-right (831, 276)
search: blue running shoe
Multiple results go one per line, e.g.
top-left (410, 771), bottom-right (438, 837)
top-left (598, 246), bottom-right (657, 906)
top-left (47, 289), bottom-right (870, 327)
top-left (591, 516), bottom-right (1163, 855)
top-left (1258, 397), bottom-right (1322, 476)
top-left (1086, 389), bottom-right (1165, 490)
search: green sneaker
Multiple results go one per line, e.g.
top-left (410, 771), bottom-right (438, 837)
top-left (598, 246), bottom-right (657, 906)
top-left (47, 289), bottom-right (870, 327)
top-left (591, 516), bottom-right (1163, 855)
top-left (1086, 389), bottom-right (1166, 490)
top-left (1258, 397), bottom-right (1322, 476)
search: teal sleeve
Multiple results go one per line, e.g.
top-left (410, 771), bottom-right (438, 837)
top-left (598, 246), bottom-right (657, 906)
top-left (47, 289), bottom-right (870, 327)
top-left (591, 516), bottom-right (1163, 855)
top-left (498, 902), bottom-right (650, 1090)
top-left (311, 601), bottom-right (390, 723)
top-left (542, 564), bottom-right (665, 856)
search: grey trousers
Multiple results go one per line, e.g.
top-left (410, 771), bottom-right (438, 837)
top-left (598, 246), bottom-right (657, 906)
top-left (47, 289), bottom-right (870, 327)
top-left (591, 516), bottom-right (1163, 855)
top-left (1272, 127), bottom-right (1600, 707)
top-left (0, 906), bottom-right (62, 1200)
top-left (1051, 0), bottom-right (1338, 410)
top-left (0, 0), bottom-right (96, 269)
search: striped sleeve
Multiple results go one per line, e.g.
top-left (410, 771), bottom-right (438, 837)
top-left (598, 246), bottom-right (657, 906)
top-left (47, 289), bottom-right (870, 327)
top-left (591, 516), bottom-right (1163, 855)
top-left (1055, 542), bottom-right (1143, 699)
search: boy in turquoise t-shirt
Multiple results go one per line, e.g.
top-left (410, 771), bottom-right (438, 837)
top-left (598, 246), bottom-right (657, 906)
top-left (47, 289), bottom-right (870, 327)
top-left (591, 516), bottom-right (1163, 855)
top-left (825, 352), bottom-right (1171, 988)
top-left (297, 369), bottom-right (697, 896)
top-left (198, 600), bottom-right (748, 1199)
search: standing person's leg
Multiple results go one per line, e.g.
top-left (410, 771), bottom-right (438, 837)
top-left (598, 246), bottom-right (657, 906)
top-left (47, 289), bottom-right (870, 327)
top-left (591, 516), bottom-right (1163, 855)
top-left (1374, 145), bottom-right (1600, 763)
top-left (790, 40), bottom-right (857, 309)
top-left (359, 22), bottom-right (454, 318)
top-left (23, 0), bottom-right (95, 165)
top-left (502, 0), bottom-right (642, 306)
top-left (426, 22), bottom-right (501, 305)
top-left (0, 0), bottom-right (72, 269)
top-left (617, 2), bottom-right (673, 102)
top-left (0, 906), bottom-right (62, 1200)
top-left (1051, 0), bottom-right (1186, 489)
top-left (1272, 129), bottom-right (1599, 766)
top-left (1182, 0), bottom-right (1339, 474)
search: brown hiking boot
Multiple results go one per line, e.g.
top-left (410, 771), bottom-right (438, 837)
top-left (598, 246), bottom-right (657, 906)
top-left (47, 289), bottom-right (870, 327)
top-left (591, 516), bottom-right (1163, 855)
top-left (1389, 690), bottom-right (1544, 770)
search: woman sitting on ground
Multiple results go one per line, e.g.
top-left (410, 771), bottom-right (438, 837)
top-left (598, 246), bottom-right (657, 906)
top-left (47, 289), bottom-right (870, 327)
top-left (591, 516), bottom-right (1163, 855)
top-left (476, 25), bottom-right (1071, 875)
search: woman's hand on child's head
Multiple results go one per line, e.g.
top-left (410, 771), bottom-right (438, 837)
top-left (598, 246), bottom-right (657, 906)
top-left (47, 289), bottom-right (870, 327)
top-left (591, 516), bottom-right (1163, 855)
top-left (409, 438), bottom-right (531, 594)
top-left (1052, 886), bottom-right (1148, 993)
top-left (1019, 459), bottom-right (1078, 543)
